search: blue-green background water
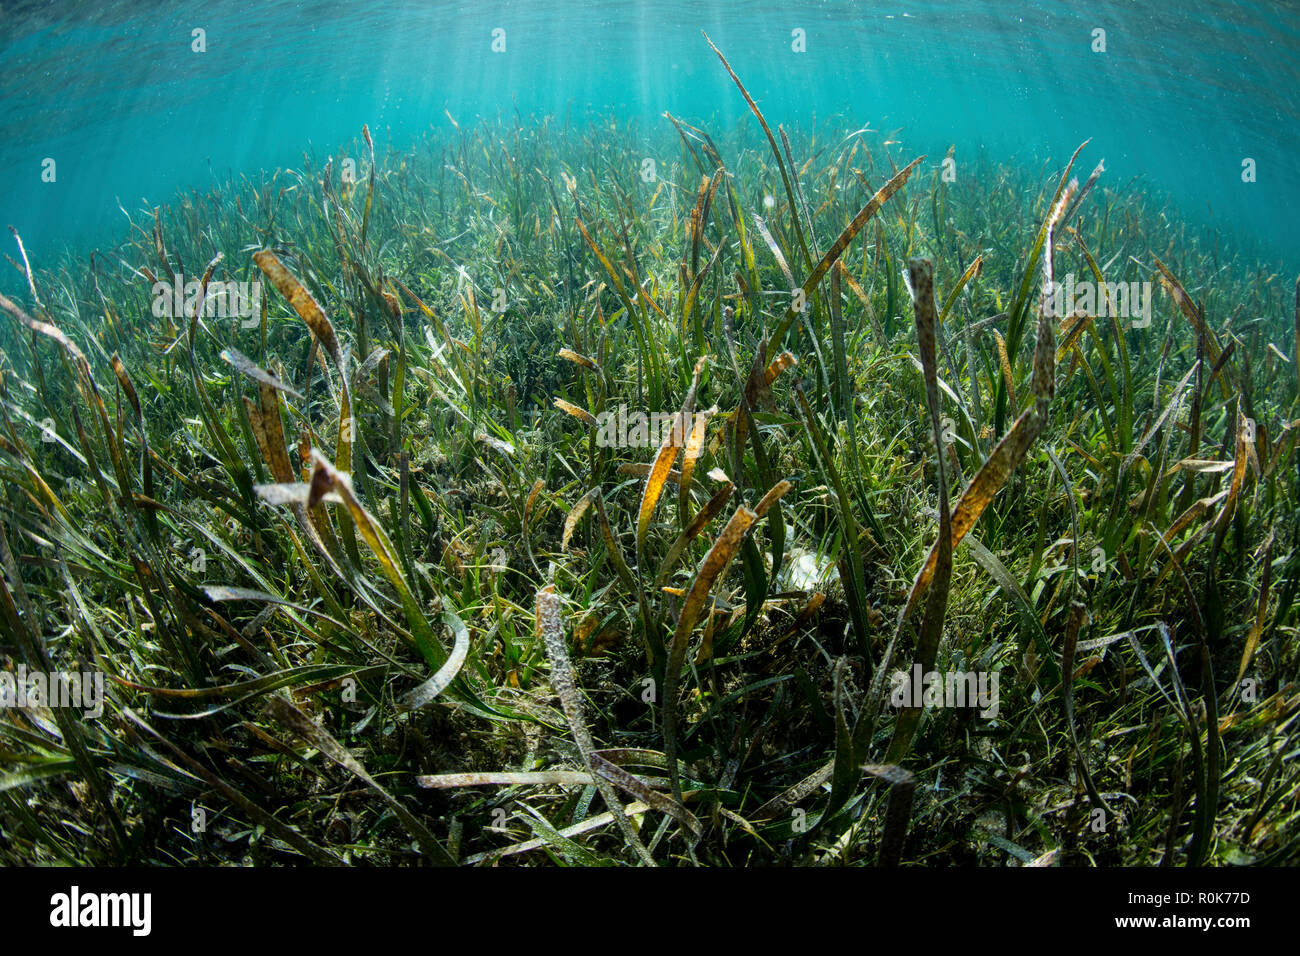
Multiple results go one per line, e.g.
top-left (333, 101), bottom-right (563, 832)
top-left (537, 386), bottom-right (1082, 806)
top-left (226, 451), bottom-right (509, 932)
top-left (1, 0), bottom-right (1297, 266)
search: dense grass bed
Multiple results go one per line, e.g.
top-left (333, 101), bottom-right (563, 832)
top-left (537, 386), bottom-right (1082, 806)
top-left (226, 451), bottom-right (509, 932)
top-left (1, 42), bottom-right (1297, 866)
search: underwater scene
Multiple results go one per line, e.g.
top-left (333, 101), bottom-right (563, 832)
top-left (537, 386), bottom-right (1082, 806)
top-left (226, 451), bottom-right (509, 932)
top-left (0, 0), bottom-right (1298, 870)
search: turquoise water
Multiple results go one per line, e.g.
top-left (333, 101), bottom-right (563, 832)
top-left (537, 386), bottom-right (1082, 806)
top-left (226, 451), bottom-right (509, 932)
top-left (1, 0), bottom-right (1297, 265)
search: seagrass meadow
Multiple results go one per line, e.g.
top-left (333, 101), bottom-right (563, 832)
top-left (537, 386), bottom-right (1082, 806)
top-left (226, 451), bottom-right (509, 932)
top-left (2, 37), bottom-right (1299, 868)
